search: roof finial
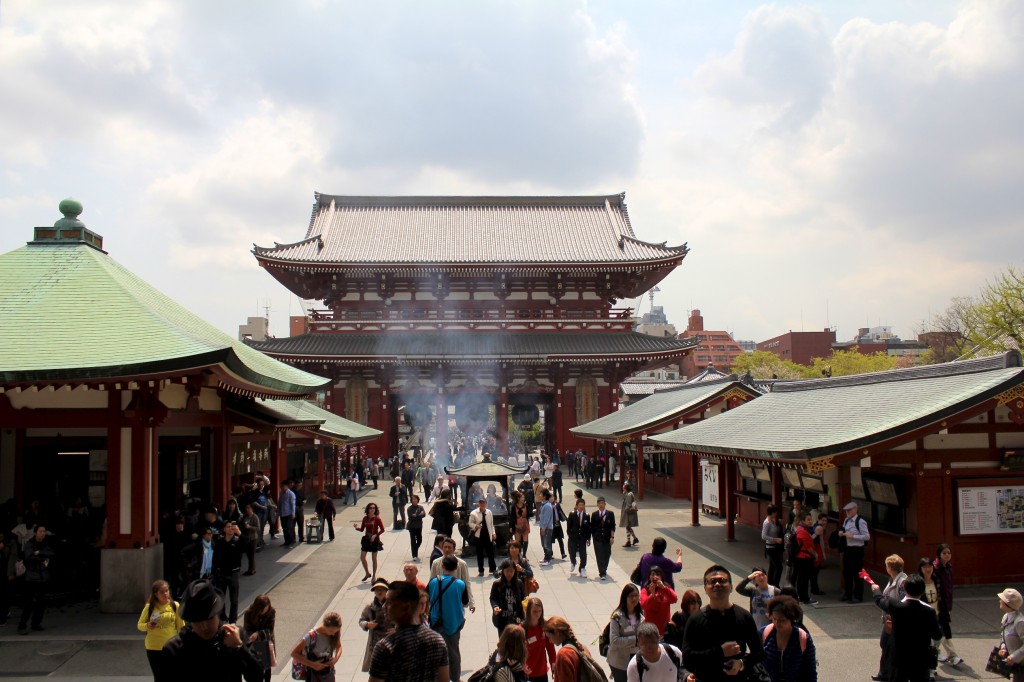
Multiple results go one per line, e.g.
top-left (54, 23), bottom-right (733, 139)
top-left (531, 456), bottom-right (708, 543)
top-left (55, 197), bottom-right (85, 230)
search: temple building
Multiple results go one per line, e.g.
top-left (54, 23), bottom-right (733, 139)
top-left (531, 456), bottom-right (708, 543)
top-left (0, 200), bottom-right (379, 611)
top-left (650, 352), bottom-right (1024, 584)
top-left (249, 194), bottom-right (697, 461)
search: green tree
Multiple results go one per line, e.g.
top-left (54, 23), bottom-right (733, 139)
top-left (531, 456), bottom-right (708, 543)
top-left (730, 350), bottom-right (815, 380)
top-left (924, 266), bottom-right (1024, 360)
top-left (809, 348), bottom-right (899, 377)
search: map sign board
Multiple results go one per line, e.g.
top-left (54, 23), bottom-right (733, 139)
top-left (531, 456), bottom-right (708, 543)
top-left (958, 485), bottom-right (1024, 535)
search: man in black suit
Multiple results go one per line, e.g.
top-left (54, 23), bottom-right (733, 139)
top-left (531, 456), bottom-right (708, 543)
top-left (566, 498), bottom-right (591, 579)
top-left (590, 497), bottom-right (616, 580)
top-left (870, 573), bottom-right (941, 682)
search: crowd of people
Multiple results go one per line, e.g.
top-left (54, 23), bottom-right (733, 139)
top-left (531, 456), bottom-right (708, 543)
top-left (7, 450), bottom-right (1017, 682)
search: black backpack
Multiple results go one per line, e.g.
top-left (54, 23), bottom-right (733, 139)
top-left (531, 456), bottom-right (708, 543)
top-left (636, 645), bottom-right (683, 682)
top-left (785, 529), bottom-right (801, 566)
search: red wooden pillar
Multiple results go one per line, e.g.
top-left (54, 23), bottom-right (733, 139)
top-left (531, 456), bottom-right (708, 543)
top-left (435, 392), bottom-right (448, 459)
top-left (105, 391), bottom-right (123, 541)
top-left (128, 423), bottom-right (152, 547)
top-left (771, 466), bottom-right (783, 508)
top-left (725, 460), bottom-right (737, 541)
top-left (270, 432), bottom-right (284, 488)
top-left (316, 442), bottom-right (325, 494)
top-left (690, 453), bottom-right (701, 527)
top-left (211, 418), bottom-right (229, 509)
top-left (635, 435), bottom-right (645, 501)
top-left (496, 390), bottom-right (509, 458)
top-left (379, 381), bottom-right (393, 458)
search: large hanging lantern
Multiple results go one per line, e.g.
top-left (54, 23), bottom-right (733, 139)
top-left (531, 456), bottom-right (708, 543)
top-left (403, 403), bottom-right (433, 428)
top-left (455, 402), bottom-right (489, 433)
top-left (511, 403), bottom-right (540, 426)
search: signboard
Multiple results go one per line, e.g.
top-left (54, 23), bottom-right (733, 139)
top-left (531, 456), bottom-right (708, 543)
top-left (701, 460), bottom-right (720, 510)
top-left (959, 485), bottom-right (1024, 535)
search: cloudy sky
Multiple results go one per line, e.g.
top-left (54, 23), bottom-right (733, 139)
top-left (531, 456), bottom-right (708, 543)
top-left (2, 1), bottom-right (1021, 344)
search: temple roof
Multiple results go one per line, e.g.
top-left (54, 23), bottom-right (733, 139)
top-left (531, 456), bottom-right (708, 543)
top-left (572, 377), bottom-right (759, 440)
top-left (0, 201), bottom-right (329, 397)
top-left (247, 331), bottom-right (698, 363)
top-left (650, 352), bottom-right (1024, 464)
top-left (252, 399), bottom-right (381, 444)
top-left (253, 193), bottom-right (689, 267)
top-left (619, 380), bottom-right (691, 398)
top-left (685, 363), bottom-right (732, 383)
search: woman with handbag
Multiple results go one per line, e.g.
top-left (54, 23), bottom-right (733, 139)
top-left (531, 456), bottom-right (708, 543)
top-left (508, 541), bottom-right (536, 590)
top-left (607, 583), bottom-right (644, 682)
top-left (918, 557), bottom-right (941, 681)
top-left (620, 483), bottom-right (639, 547)
top-left (996, 588), bottom-right (1024, 682)
top-left (242, 594), bottom-right (276, 682)
top-left (491, 559), bottom-right (526, 635)
top-left (291, 611), bottom-right (342, 682)
top-left (354, 503), bottom-right (385, 583)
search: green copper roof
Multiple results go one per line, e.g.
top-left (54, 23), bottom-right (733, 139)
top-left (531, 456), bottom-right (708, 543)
top-left (571, 378), bottom-right (760, 440)
top-left (0, 210), bottom-right (328, 396)
top-left (255, 399), bottom-right (381, 443)
top-left (650, 352), bottom-right (1024, 462)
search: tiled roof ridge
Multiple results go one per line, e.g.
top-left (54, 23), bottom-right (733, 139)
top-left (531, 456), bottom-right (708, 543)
top-left (253, 234), bottom-right (322, 256)
top-left (311, 192), bottom-right (627, 209)
top-left (619, 233), bottom-right (689, 256)
top-left (655, 375), bottom-right (737, 393)
top-left (770, 351), bottom-right (1021, 393)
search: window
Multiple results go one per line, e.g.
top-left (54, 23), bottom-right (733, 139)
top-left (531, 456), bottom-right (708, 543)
top-left (643, 451), bottom-right (674, 477)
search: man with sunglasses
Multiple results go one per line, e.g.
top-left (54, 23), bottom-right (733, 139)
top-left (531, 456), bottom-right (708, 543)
top-left (682, 565), bottom-right (763, 682)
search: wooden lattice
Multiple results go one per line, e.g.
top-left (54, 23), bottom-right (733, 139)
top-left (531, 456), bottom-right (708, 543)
top-left (804, 457), bottom-right (835, 474)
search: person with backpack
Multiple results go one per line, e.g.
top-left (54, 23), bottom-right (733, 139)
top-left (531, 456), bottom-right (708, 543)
top-left (486, 625), bottom-right (529, 682)
top-left (429, 555), bottom-right (470, 682)
top-left (759, 596), bottom-right (816, 682)
top-left (607, 583), bottom-right (645, 682)
top-left (290, 611), bottom-right (342, 682)
top-left (136, 580), bottom-right (184, 675)
top-left (626, 622), bottom-right (683, 682)
top-left (839, 502), bottom-right (870, 603)
top-left (792, 512), bottom-right (818, 606)
top-left (546, 615), bottom-right (608, 682)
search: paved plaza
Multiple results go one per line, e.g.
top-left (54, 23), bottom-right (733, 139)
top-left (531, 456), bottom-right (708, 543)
top-left (0, 482), bottom-right (1011, 680)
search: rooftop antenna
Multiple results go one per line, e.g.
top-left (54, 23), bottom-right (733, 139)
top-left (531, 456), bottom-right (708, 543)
top-left (649, 286), bottom-right (661, 307)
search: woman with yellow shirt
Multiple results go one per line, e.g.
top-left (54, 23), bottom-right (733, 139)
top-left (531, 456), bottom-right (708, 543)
top-left (136, 580), bottom-right (185, 674)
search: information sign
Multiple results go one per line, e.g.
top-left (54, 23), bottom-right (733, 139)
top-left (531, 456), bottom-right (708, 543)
top-left (959, 485), bottom-right (1024, 535)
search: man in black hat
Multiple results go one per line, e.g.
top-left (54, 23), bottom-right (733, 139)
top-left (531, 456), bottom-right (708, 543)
top-left (159, 579), bottom-right (263, 682)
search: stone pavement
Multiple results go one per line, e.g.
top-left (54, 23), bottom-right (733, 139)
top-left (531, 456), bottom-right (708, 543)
top-left (0, 481), bottom-right (1013, 681)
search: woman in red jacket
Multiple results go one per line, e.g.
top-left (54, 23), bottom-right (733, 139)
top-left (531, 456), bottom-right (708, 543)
top-left (353, 502), bottom-right (385, 582)
top-left (639, 567), bottom-right (677, 636)
top-left (522, 597), bottom-right (557, 682)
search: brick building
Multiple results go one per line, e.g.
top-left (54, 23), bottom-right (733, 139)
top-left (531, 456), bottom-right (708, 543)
top-left (757, 329), bottom-right (837, 365)
top-left (678, 309), bottom-right (746, 378)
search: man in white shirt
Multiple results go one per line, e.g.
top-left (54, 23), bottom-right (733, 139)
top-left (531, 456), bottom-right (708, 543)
top-left (429, 537), bottom-right (476, 613)
top-left (468, 498), bottom-right (497, 576)
top-left (627, 622), bottom-right (683, 682)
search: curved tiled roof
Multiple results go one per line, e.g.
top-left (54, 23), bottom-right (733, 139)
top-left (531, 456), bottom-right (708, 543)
top-left (247, 331), bottom-right (698, 362)
top-left (0, 243), bottom-right (328, 396)
top-left (255, 399), bottom-right (381, 443)
top-left (650, 352), bottom-right (1024, 463)
top-left (253, 194), bottom-right (689, 266)
top-left (573, 378), bottom-right (759, 440)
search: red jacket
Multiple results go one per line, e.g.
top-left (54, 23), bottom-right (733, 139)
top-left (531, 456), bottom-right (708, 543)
top-left (522, 624), bottom-right (556, 677)
top-left (795, 524), bottom-right (816, 560)
top-left (640, 584), bottom-right (678, 636)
